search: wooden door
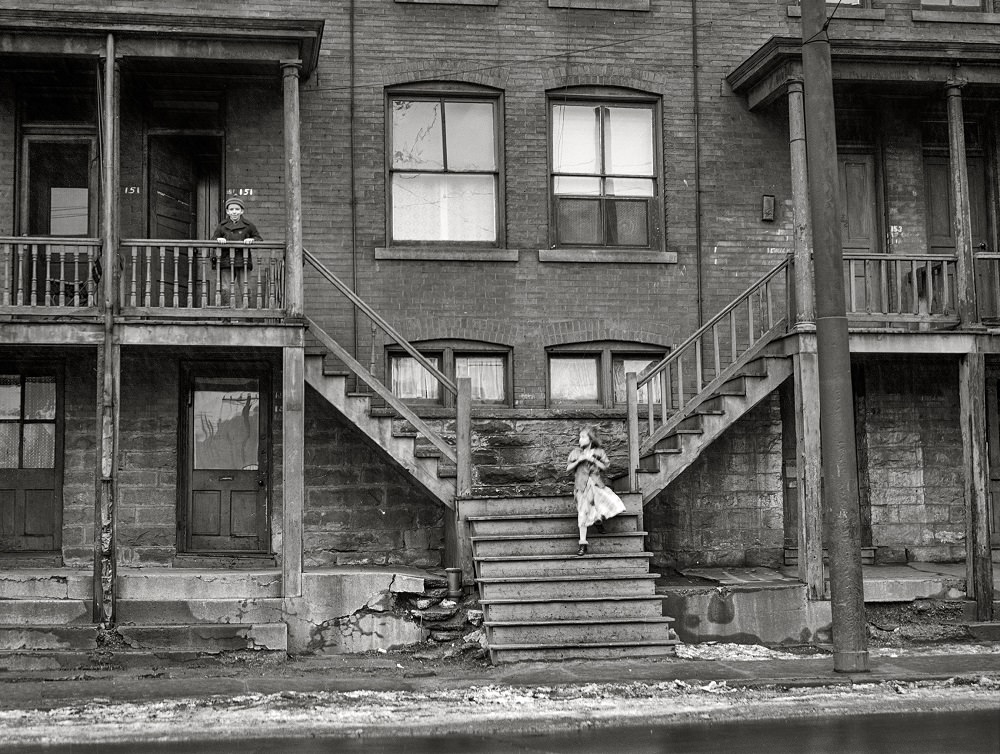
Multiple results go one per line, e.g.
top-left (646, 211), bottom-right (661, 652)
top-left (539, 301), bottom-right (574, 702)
top-left (986, 373), bottom-right (1000, 547)
top-left (183, 367), bottom-right (269, 553)
top-left (0, 371), bottom-right (62, 552)
top-left (149, 136), bottom-right (198, 240)
top-left (839, 154), bottom-right (881, 312)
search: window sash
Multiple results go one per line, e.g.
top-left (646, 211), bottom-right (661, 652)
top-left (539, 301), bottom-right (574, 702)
top-left (390, 354), bottom-right (443, 402)
top-left (456, 354), bottom-right (507, 403)
top-left (390, 96), bottom-right (499, 244)
top-left (549, 356), bottom-right (600, 403)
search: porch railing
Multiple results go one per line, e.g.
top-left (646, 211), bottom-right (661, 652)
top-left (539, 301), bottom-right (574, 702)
top-left (119, 240), bottom-right (285, 316)
top-left (843, 252), bottom-right (959, 326)
top-left (974, 251), bottom-right (1000, 322)
top-left (0, 236), bottom-right (102, 310)
top-left (303, 248), bottom-right (472, 497)
top-left (626, 257), bottom-right (791, 490)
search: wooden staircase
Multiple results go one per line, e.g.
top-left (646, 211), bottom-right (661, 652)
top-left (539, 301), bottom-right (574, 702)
top-left (468, 495), bottom-right (678, 663)
top-left (304, 352), bottom-right (456, 507)
top-left (624, 352), bottom-right (794, 503)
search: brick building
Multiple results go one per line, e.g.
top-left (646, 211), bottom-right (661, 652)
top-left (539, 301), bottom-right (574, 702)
top-left (0, 0), bottom-right (995, 660)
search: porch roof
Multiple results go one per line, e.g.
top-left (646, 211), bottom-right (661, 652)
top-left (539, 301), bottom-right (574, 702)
top-left (0, 8), bottom-right (325, 77)
top-left (728, 36), bottom-right (1000, 110)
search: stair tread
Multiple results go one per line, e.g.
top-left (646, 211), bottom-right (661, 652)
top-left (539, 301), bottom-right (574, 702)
top-left (486, 617), bottom-right (674, 627)
top-left (489, 639), bottom-right (679, 650)
top-left (477, 573), bottom-right (661, 584)
top-left (467, 513), bottom-right (637, 521)
top-left (475, 553), bottom-right (652, 562)
top-left (481, 596), bottom-right (662, 605)
top-left (471, 533), bottom-right (646, 541)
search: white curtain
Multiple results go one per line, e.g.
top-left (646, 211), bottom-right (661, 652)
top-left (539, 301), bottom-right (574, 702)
top-left (550, 357), bottom-right (599, 402)
top-left (457, 355), bottom-right (505, 402)
top-left (392, 356), bottom-right (441, 400)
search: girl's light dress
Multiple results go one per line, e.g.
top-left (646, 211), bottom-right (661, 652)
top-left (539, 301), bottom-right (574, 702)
top-left (568, 447), bottom-right (626, 529)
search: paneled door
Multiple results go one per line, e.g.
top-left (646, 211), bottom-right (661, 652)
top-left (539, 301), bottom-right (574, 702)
top-left (182, 365), bottom-right (269, 553)
top-left (0, 370), bottom-right (62, 552)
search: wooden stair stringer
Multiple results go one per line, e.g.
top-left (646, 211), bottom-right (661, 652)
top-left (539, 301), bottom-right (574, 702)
top-left (638, 355), bottom-right (794, 504)
top-left (304, 355), bottom-right (455, 507)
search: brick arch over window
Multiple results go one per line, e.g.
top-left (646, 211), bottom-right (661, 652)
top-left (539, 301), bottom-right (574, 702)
top-left (540, 65), bottom-right (663, 94)
top-left (542, 323), bottom-right (671, 349)
top-left (382, 63), bottom-right (510, 91)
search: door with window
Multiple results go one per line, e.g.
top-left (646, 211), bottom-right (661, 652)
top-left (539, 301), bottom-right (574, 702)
top-left (181, 365), bottom-right (269, 553)
top-left (18, 136), bottom-right (97, 305)
top-left (0, 370), bottom-right (61, 552)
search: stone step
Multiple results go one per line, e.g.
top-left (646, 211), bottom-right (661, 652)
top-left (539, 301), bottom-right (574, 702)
top-left (117, 570), bottom-right (283, 600)
top-left (0, 625), bottom-right (99, 651)
top-left (481, 596), bottom-right (665, 622)
top-left (117, 623), bottom-right (287, 652)
top-left (0, 570), bottom-right (92, 600)
top-left (476, 573), bottom-right (660, 601)
top-left (461, 493), bottom-right (642, 519)
top-left (966, 622), bottom-right (1000, 641)
top-left (467, 513), bottom-right (640, 537)
top-left (0, 599), bottom-right (92, 625)
top-left (488, 640), bottom-right (678, 664)
top-left (470, 533), bottom-right (647, 557)
top-left (116, 598), bottom-right (286, 625)
top-left (475, 553), bottom-right (652, 579)
top-left (485, 617), bottom-right (675, 645)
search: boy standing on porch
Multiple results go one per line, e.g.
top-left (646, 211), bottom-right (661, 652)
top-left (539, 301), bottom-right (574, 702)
top-left (212, 197), bottom-right (262, 305)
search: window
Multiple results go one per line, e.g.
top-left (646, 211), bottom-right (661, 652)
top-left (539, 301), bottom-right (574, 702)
top-left (547, 343), bottom-right (665, 407)
top-left (389, 342), bottom-right (510, 406)
top-left (0, 375), bottom-right (57, 469)
top-left (388, 92), bottom-right (501, 244)
top-left (920, 0), bottom-right (983, 8)
top-left (550, 96), bottom-right (660, 248)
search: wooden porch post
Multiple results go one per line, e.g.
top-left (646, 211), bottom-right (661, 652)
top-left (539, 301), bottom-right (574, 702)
top-left (94, 34), bottom-right (120, 625)
top-left (787, 78), bottom-right (815, 328)
top-left (446, 378), bottom-right (475, 580)
top-left (793, 337), bottom-right (826, 599)
top-left (959, 351), bottom-right (994, 621)
top-left (946, 82), bottom-right (978, 326)
top-left (282, 346), bottom-right (305, 598)
top-left (282, 61), bottom-right (304, 318)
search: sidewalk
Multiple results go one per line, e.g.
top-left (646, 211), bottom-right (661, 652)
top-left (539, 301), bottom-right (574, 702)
top-left (1, 643), bottom-right (999, 710)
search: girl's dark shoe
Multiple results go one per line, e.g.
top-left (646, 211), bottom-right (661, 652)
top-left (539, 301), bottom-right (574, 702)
top-left (576, 544), bottom-right (588, 556)
top-left (594, 519), bottom-right (605, 534)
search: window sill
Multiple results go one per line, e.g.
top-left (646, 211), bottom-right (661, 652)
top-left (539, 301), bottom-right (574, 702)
top-left (786, 6), bottom-right (886, 20)
top-left (912, 10), bottom-right (1000, 23)
top-left (548, 0), bottom-right (650, 9)
top-left (395, 0), bottom-right (498, 5)
top-left (376, 247), bottom-right (520, 262)
top-left (538, 249), bottom-right (676, 264)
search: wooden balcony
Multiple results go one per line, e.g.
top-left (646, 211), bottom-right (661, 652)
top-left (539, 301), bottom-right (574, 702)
top-left (844, 253), bottom-right (960, 329)
top-left (119, 240), bottom-right (286, 319)
top-left (0, 237), bottom-right (101, 314)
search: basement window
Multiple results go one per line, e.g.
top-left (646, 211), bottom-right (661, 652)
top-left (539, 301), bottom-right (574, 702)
top-left (388, 341), bottom-right (511, 407)
top-left (547, 342), bottom-right (666, 408)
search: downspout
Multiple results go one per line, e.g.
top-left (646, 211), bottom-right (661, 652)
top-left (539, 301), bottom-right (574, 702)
top-left (691, 0), bottom-right (704, 326)
top-left (350, 0), bottom-right (359, 369)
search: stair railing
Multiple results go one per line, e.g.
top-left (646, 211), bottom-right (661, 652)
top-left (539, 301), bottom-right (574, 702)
top-left (626, 256), bottom-right (792, 491)
top-left (303, 248), bottom-right (472, 497)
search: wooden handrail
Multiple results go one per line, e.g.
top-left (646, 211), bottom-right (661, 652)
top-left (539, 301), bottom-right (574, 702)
top-left (121, 239), bottom-right (285, 248)
top-left (0, 236), bottom-right (101, 246)
top-left (303, 248), bottom-right (457, 396)
top-left (627, 256), bottom-right (791, 491)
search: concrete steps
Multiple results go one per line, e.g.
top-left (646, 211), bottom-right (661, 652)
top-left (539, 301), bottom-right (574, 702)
top-left (304, 355), bottom-right (456, 507)
top-left (0, 569), bottom-right (287, 657)
top-left (468, 494), bottom-right (677, 663)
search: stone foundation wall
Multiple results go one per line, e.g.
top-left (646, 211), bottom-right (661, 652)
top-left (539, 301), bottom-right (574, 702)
top-left (855, 358), bottom-right (965, 563)
top-left (303, 387), bottom-right (444, 569)
top-left (645, 396), bottom-right (785, 571)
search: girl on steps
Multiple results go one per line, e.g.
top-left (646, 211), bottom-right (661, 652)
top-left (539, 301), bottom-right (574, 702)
top-left (566, 426), bottom-right (626, 556)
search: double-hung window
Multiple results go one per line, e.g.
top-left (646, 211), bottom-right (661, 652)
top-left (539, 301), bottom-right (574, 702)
top-left (550, 97), bottom-right (660, 249)
top-left (388, 92), bottom-right (501, 244)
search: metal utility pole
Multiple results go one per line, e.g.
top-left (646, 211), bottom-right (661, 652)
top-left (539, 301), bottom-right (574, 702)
top-left (800, 0), bottom-right (870, 673)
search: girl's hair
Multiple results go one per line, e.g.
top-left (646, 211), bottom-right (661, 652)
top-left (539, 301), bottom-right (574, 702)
top-left (580, 425), bottom-right (603, 448)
